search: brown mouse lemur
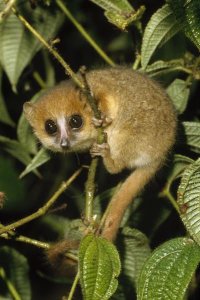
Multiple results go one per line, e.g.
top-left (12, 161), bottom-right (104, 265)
top-left (24, 66), bottom-right (177, 241)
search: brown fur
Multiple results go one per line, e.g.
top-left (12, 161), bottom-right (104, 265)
top-left (24, 66), bottom-right (177, 241)
top-left (0, 192), bottom-right (5, 209)
top-left (46, 240), bottom-right (79, 276)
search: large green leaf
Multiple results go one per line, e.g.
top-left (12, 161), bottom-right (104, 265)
top-left (0, 246), bottom-right (31, 300)
top-left (79, 234), bottom-right (121, 300)
top-left (0, 1), bottom-right (64, 90)
top-left (141, 4), bottom-right (180, 69)
top-left (182, 121), bottom-right (200, 152)
top-left (0, 68), bottom-right (15, 127)
top-left (178, 158), bottom-right (200, 245)
top-left (167, 79), bottom-right (190, 114)
top-left (90, 0), bottom-right (145, 30)
top-left (137, 237), bottom-right (200, 300)
top-left (167, 0), bottom-right (200, 49)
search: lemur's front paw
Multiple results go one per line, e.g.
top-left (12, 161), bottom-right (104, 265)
top-left (92, 113), bottom-right (112, 128)
top-left (90, 142), bottom-right (110, 158)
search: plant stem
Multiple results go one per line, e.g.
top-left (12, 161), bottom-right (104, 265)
top-left (0, 231), bottom-right (50, 249)
top-left (33, 71), bottom-right (47, 89)
top-left (0, 0), bottom-right (16, 21)
top-left (67, 271), bottom-right (80, 300)
top-left (0, 225), bottom-right (78, 260)
top-left (132, 54), bottom-right (141, 70)
top-left (11, 7), bottom-right (85, 90)
top-left (159, 187), bottom-right (179, 213)
top-left (166, 190), bottom-right (179, 213)
top-left (78, 68), bottom-right (106, 223)
top-left (84, 158), bottom-right (99, 222)
top-left (56, 0), bottom-right (115, 67)
top-left (0, 168), bottom-right (82, 235)
top-left (0, 268), bottom-right (21, 300)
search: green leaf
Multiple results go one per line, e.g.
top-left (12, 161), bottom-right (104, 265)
top-left (79, 234), bottom-right (121, 300)
top-left (145, 59), bottom-right (185, 76)
top-left (167, 79), bottom-right (190, 114)
top-left (20, 147), bottom-right (50, 178)
top-left (17, 115), bottom-right (37, 155)
top-left (90, 0), bottom-right (145, 30)
top-left (137, 237), bottom-right (200, 300)
top-left (119, 227), bottom-right (151, 287)
top-left (141, 4), bottom-right (180, 69)
top-left (0, 246), bottom-right (31, 300)
top-left (166, 154), bottom-right (194, 187)
top-left (0, 135), bottom-right (32, 165)
top-left (167, 0), bottom-right (200, 49)
top-left (182, 121), bottom-right (200, 152)
top-left (177, 158), bottom-right (200, 245)
top-left (91, 0), bottom-right (134, 12)
top-left (0, 68), bottom-right (15, 127)
top-left (17, 90), bottom-right (46, 154)
top-left (0, 1), bottom-right (64, 90)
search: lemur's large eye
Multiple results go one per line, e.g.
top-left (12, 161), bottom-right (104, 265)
top-left (45, 119), bottom-right (57, 135)
top-left (69, 114), bottom-right (83, 130)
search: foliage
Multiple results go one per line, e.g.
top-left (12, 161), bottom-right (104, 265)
top-left (137, 238), bottom-right (200, 300)
top-left (79, 234), bottom-right (121, 300)
top-left (0, 246), bottom-right (31, 300)
top-left (0, 0), bottom-right (200, 299)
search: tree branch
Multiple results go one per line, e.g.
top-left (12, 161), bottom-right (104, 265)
top-left (0, 168), bottom-right (82, 235)
top-left (79, 67), bottom-right (107, 224)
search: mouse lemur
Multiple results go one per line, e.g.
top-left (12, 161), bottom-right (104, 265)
top-left (24, 66), bottom-right (177, 241)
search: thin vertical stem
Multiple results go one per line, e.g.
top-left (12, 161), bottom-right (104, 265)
top-left (56, 0), bottom-right (115, 67)
top-left (0, 268), bottom-right (21, 300)
top-left (84, 158), bottom-right (99, 222)
top-left (66, 271), bottom-right (80, 300)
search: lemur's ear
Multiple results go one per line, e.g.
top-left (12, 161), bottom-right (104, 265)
top-left (23, 102), bottom-right (36, 125)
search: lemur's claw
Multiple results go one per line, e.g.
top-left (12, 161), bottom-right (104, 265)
top-left (90, 142), bottom-right (110, 158)
top-left (92, 113), bottom-right (112, 128)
